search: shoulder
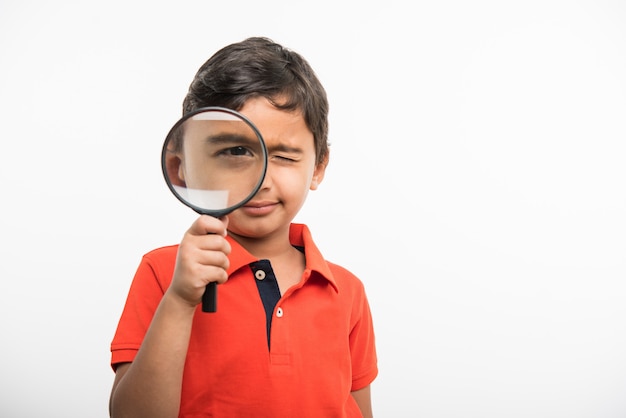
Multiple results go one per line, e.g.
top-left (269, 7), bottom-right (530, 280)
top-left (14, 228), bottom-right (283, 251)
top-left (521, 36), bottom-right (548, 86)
top-left (134, 245), bottom-right (179, 287)
top-left (326, 261), bottom-right (360, 282)
top-left (143, 244), bottom-right (179, 262)
top-left (325, 260), bottom-right (367, 295)
top-left (145, 243), bottom-right (179, 262)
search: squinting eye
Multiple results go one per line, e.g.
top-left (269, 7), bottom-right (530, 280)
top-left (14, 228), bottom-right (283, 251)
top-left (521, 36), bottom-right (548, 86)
top-left (274, 155), bottom-right (296, 163)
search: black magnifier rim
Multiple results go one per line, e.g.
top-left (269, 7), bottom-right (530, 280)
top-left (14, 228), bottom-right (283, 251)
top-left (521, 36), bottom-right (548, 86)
top-left (161, 106), bottom-right (268, 218)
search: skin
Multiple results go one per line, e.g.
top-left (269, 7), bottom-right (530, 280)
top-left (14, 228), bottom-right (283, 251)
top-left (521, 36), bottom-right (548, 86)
top-left (176, 116), bottom-right (266, 208)
top-left (110, 97), bottom-right (372, 418)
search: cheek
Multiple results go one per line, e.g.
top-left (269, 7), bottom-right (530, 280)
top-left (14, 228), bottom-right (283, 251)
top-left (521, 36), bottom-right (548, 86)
top-left (274, 165), bottom-right (314, 195)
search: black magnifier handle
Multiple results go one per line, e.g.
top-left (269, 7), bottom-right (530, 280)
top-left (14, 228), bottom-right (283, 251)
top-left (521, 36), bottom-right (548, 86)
top-left (201, 229), bottom-right (221, 313)
top-left (202, 282), bottom-right (217, 312)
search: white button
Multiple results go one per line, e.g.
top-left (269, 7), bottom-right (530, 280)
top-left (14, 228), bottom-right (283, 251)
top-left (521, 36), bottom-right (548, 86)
top-left (255, 270), bottom-right (266, 280)
top-left (276, 307), bottom-right (283, 317)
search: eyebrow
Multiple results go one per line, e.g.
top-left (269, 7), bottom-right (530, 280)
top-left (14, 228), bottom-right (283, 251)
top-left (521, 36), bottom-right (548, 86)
top-left (204, 133), bottom-right (261, 147)
top-left (266, 143), bottom-right (304, 155)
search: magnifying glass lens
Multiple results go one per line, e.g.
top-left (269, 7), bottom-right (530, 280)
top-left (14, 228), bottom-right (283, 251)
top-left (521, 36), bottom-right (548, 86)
top-left (162, 108), bottom-right (267, 217)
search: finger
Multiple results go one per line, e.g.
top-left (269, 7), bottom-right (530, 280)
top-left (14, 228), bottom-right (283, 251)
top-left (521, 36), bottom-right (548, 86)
top-left (189, 215), bottom-right (228, 237)
top-left (182, 232), bottom-right (231, 255)
top-left (192, 246), bottom-right (231, 271)
top-left (177, 237), bottom-right (230, 269)
top-left (172, 248), bottom-right (230, 292)
top-left (184, 263), bottom-right (230, 287)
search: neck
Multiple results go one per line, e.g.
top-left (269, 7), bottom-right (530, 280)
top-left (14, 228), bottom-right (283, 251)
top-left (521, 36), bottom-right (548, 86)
top-left (228, 225), bottom-right (293, 260)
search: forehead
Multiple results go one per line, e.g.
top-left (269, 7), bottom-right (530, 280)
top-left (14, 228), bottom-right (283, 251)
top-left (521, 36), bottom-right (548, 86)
top-left (239, 97), bottom-right (314, 150)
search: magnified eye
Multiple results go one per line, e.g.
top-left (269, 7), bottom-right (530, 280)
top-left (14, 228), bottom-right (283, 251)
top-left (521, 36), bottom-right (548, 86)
top-left (227, 146), bottom-right (250, 156)
top-left (217, 146), bottom-right (253, 157)
top-left (213, 146), bottom-right (258, 171)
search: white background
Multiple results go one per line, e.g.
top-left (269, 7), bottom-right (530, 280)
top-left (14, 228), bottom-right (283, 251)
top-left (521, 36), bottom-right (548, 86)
top-left (1, 1), bottom-right (625, 417)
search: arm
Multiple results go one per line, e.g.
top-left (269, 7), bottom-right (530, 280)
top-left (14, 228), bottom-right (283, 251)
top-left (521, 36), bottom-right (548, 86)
top-left (352, 385), bottom-right (373, 418)
top-left (109, 293), bottom-right (195, 418)
top-left (348, 280), bottom-right (377, 418)
top-left (109, 215), bottom-right (231, 418)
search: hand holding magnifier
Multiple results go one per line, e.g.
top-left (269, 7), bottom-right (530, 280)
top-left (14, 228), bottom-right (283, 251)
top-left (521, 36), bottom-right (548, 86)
top-left (161, 107), bottom-right (268, 312)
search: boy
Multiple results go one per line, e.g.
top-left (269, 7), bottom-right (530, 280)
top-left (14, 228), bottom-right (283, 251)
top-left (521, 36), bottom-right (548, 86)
top-left (109, 37), bottom-right (377, 418)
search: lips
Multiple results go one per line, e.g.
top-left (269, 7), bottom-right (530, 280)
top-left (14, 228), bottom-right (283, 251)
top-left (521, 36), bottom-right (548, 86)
top-left (241, 201), bottom-right (278, 216)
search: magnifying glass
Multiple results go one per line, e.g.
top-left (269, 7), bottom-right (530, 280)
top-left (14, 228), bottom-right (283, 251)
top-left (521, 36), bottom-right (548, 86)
top-left (161, 107), bottom-right (268, 312)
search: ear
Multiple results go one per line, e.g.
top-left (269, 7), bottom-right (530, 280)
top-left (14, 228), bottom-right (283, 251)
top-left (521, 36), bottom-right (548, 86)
top-left (310, 153), bottom-right (329, 191)
top-left (164, 152), bottom-right (186, 187)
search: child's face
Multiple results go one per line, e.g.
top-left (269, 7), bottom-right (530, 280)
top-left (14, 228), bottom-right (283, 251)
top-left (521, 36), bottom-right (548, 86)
top-left (226, 96), bottom-right (327, 239)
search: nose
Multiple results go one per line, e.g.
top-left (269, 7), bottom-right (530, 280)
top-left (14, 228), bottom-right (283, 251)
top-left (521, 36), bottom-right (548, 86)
top-left (258, 161), bottom-right (273, 191)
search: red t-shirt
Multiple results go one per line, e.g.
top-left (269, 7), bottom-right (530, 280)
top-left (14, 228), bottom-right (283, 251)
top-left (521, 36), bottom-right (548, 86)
top-left (111, 223), bottom-right (378, 417)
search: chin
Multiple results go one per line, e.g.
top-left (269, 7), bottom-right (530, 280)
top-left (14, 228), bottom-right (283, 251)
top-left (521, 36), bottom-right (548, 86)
top-left (227, 216), bottom-right (290, 241)
top-left (228, 223), bottom-right (276, 240)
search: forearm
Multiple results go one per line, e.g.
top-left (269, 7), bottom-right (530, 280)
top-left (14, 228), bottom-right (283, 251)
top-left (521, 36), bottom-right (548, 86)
top-left (110, 292), bottom-right (196, 418)
top-left (351, 385), bottom-right (373, 418)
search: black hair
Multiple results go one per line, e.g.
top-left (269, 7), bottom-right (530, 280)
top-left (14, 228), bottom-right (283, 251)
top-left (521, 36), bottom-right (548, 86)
top-left (182, 37), bottom-right (329, 165)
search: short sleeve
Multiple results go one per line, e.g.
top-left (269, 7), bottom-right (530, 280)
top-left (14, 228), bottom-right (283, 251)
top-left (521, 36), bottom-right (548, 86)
top-left (349, 281), bottom-right (378, 391)
top-left (110, 246), bottom-right (177, 369)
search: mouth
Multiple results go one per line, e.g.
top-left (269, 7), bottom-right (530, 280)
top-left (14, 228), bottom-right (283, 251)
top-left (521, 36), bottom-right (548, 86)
top-left (240, 200), bottom-right (278, 216)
